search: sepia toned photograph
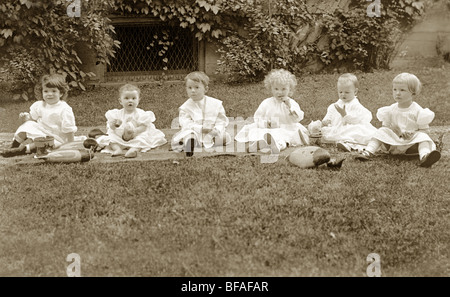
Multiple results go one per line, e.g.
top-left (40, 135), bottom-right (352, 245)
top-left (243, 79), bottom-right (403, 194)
top-left (0, 0), bottom-right (449, 282)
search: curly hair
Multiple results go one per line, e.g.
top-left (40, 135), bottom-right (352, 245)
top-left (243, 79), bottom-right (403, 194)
top-left (263, 69), bottom-right (297, 96)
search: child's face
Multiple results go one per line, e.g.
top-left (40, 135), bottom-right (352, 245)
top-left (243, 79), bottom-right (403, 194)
top-left (119, 90), bottom-right (140, 112)
top-left (392, 82), bottom-right (413, 106)
top-left (186, 79), bottom-right (208, 101)
top-left (337, 82), bottom-right (357, 103)
top-left (42, 86), bottom-right (62, 105)
top-left (271, 82), bottom-right (290, 101)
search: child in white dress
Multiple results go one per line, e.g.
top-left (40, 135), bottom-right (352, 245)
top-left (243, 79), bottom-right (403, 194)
top-left (171, 71), bottom-right (231, 157)
top-left (356, 73), bottom-right (440, 167)
top-left (235, 69), bottom-right (309, 154)
top-left (1, 74), bottom-right (79, 157)
top-left (320, 73), bottom-right (377, 152)
top-left (96, 84), bottom-right (167, 158)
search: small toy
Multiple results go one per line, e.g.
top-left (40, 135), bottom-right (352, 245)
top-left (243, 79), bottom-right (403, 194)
top-left (122, 122), bottom-right (135, 141)
top-left (289, 146), bottom-right (344, 169)
top-left (307, 120), bottom-right (322, 137)
top-left (35, 149), bottom-right (93, 163)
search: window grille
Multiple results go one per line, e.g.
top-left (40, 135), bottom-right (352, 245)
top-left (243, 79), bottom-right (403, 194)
top-left (107, 23), bottom-right (199, 76)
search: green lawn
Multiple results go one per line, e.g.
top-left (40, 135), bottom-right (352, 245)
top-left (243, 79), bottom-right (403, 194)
top-left (0, 68), bottom-right (449, 277)
top-left (1, 68), bottom-right (450, 132)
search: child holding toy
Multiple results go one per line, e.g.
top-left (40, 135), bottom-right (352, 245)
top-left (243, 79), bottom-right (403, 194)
top-left (356, 73), bottom-right (440, 167)
top-left (1, 73), bottom-right (79, 157)
top-left (96, 83), bottom-right (167, 158)
top-left (171, 71), bottom-right (231, 157)
top-left (235, 69), bottom-right (309, 154)
top-left (318, 73), bottom-right (377, 152)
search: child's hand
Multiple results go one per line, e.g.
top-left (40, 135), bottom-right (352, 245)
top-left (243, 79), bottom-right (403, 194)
top-left (19, 112), bottom-right (31, 122)
top-left (401, 131), bottom-right (415, 140)
top-left (202, 122), bottom-right (214, 134)
top-left (334, 104), bottom-right (346, 117)
top-left (282, 98), bottom-right (291, 110)
top-left (322, 120), bottom-right (331, 127)
top-left (112, 119), bottom-right (123, 128)
top-left (389, 124), bottom-right (402, 137)
top-left (202, 127), bottom-right (213, 134)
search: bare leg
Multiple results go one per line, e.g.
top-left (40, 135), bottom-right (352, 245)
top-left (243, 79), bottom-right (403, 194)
top-left (110, 143), bottom-right (124, 156)
top-left (125, 147), bottom-right (140, 158)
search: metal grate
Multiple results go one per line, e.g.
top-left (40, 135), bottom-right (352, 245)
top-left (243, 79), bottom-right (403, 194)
top-left (107, 23), bottom-right (198, 74)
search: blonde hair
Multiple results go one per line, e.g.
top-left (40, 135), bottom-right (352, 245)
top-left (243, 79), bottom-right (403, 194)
top-left (38, 74), bottom-right (70, 101)
top-left (119, 83), bottom-right (141, 97)
top-left (185, 71), bottom-right (210, 88)
top-left (393, 73), bottom-right (422, 95)
top-left (337, 73), bottom-right (359, 89)
top-left (264, 69), bottom-right (297, 96)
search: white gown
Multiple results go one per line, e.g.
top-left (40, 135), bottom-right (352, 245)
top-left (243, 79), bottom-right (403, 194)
top-left (372, 102), bottom-right (436, 154)
top-left (235, 97), bottom-right (309, 150)
top-left (14, 100), bottom-right (79, 147)
top-left (171, 96), bottom-right (231, 149)
top-left (321, 97), bottom-right (377, 148)
top-left (96, 108), bottom-right (167, 153)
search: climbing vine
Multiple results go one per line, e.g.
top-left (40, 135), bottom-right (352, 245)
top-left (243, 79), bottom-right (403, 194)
top-left (0, 0), bottom-right (119, 100)
top-left (0, 0), bottom-right (429, 98)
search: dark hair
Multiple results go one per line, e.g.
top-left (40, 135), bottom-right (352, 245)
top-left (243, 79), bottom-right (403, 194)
top-left (36, 74), bottom-right (70, 101)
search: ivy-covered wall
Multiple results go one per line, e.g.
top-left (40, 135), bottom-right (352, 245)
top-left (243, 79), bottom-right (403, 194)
top-left (0, 0), bottom-right (429, 98)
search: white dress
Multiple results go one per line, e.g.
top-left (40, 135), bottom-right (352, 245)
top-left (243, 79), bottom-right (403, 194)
top-left (372, 102), bottom-right (436, 154)
top-left (171, 96), bottom-right (231, 149)
top-left (321, 97), bottom-right (377, 147)
top-left (96, 108), bottom-right (167, 153)
top-left (14, 100), bottom-right (78, 147)
top-left (235, 97), bottom-right (309, 150)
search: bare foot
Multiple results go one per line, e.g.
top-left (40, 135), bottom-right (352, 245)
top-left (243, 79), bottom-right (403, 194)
top-left (125, 148), bottom-right (140, 158)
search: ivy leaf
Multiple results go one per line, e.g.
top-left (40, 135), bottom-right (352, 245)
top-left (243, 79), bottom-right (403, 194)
top-left (412, 1), bottom-right (424, 11)
top-left (211, 5), bottom-right (219, 15)
top-left (78, 82), bottom-right (86, 91)
top-left (198, 23), bottom-right (211, 33)
top-left (405, 6), bottom-right (413, 16)
top-left (211, 29), bottom-right (222, 39)
top-left (1, 29), bottom-right (13, 38)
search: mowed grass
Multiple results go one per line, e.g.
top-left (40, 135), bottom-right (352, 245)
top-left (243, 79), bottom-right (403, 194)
top-left (0, 67), bottom-right (450, 277)
top-left (1, 67), bottom-right (450, 132)
top-left (0, 155), bottom-right (449, 276)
